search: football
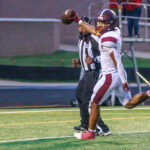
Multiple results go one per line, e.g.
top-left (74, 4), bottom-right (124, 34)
top-left (61, 9), bottom-right (74, 25)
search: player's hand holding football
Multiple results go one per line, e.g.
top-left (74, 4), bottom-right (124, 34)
top-left (68, 9), bottom-right (81, 23)
top-left (122, 82), bottom-right (130, 92)
top-left (72, 59), bottom-right (80, 68)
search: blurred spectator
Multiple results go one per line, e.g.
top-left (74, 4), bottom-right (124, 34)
top-left (124, 0), bottom-right (142, 37)
top-left (109, 0), bottom-right (122, 15)
top-left (109, 0), bottom-right (125, 26)
top-left (148, 0), bottom-right (150, 22)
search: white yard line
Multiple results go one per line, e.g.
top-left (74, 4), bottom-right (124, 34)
top-left (0, 110), bottom-right (79, 114)
top-left (0, 136), bottom-right (73, 144)
top-left (113, 130), bottom-right (150, 135)
top-left (0, 131), bottom-right (150, 144)
top-left (0, 107), bottom-right (150, 114)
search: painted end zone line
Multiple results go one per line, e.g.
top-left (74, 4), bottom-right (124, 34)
top-left (0, 131), bottom-right (150, 144)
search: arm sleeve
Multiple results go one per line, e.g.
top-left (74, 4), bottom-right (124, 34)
top-left (114, 50), bottom-right (127, 83)
top-left (103, 46), bottom-right (127, 83)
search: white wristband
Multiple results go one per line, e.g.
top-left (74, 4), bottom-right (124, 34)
top-left (78, 20), bottom-right (83, 25)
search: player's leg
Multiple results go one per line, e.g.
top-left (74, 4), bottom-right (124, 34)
top-left (74, 102), bottom-right (100, 139)
top-left (125, 91), bottom-right (150, 109)
top-left (88, 73), bottom-right (113, 131)
top-left (116, 84), bottom-right (150, 109)
top-left (83, 70), bottom-right (111, 135)
top-left (74, 73), bottom-right (114, 140)
top-left (89, 102), bottom-right (100, 130)
top-left (116, 85), bottom-right (132, 106)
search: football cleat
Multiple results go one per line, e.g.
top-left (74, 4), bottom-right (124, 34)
top-left (74, 125), bottom-right (87, 132)
top-left (74, 132), bottom-right (82, 139)
top-left (95, 128), bottom-right (111, 136)
top-left (74, 130), bottom-right (95, 140)
top-left (96, 123), bottom-right (111, 136)
top-left (103, 130), bottom-right (111, 136)
top-left (95, 125), bottom-right (104, 136)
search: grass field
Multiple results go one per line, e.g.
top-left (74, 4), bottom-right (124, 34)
top-left (0, 51), bottom-right (150, 68)
top-left (0, 51), bottom-right (78, 67)
top-left (0, 106), bottom-right (150, 150)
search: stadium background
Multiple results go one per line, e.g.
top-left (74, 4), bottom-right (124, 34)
top-left (0, 0), bottom-right (150, 56)
top-left (0, 0), bottom-right (150, 107)
top-left (0, 1), bottom-right (150, 149)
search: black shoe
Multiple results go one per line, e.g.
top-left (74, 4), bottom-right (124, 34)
top-left (96, 120), bottom-right (111, 136)
top-left (96, 127), bottom-right (111, 136)
top-left (103, 129), bottom-right (111, 136)
top-left (101, 125), bottom-right (111, 136)
top-left (74, 125), bottom-right (87, 132)
top-left (95, 127), bottom-right (104, 136)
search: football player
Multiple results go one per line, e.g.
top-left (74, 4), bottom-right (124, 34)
top-left (73, 16), bottom-right (110, 136)
top-left (68, 9), bottom-right (150, 140)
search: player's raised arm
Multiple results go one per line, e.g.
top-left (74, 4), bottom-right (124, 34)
top-left (68, 9), bottom-right (98, 36)
top-left (78, 21), bottom-right (97, 36)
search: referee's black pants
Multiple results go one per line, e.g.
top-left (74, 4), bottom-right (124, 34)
top-left (76, 69), bottom-right (107, 129)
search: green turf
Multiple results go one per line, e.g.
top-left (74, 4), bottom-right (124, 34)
top-left (122, 56), bottom-right (150, 68)
top-left (0, 50), bottom-right (149, 68)
top-left (0, 51), bottom-right (78, 67)
top-left (0, 106), bottom-right (150, 149)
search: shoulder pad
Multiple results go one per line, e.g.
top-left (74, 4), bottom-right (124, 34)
top-left (101, 36), bottom-right (117, 48)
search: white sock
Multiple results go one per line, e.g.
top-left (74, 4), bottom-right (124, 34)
top-left (88, 128), bottom-right (96, 133)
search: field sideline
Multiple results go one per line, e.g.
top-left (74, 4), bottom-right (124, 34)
top-left (0, 106), bottom-right (150, 150)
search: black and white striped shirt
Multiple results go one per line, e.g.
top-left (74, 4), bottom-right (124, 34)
top-left (78, 34), bottom-right (101, 71)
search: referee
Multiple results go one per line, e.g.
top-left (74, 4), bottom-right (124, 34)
top-left (72, 16), bottom-right (111, 136)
